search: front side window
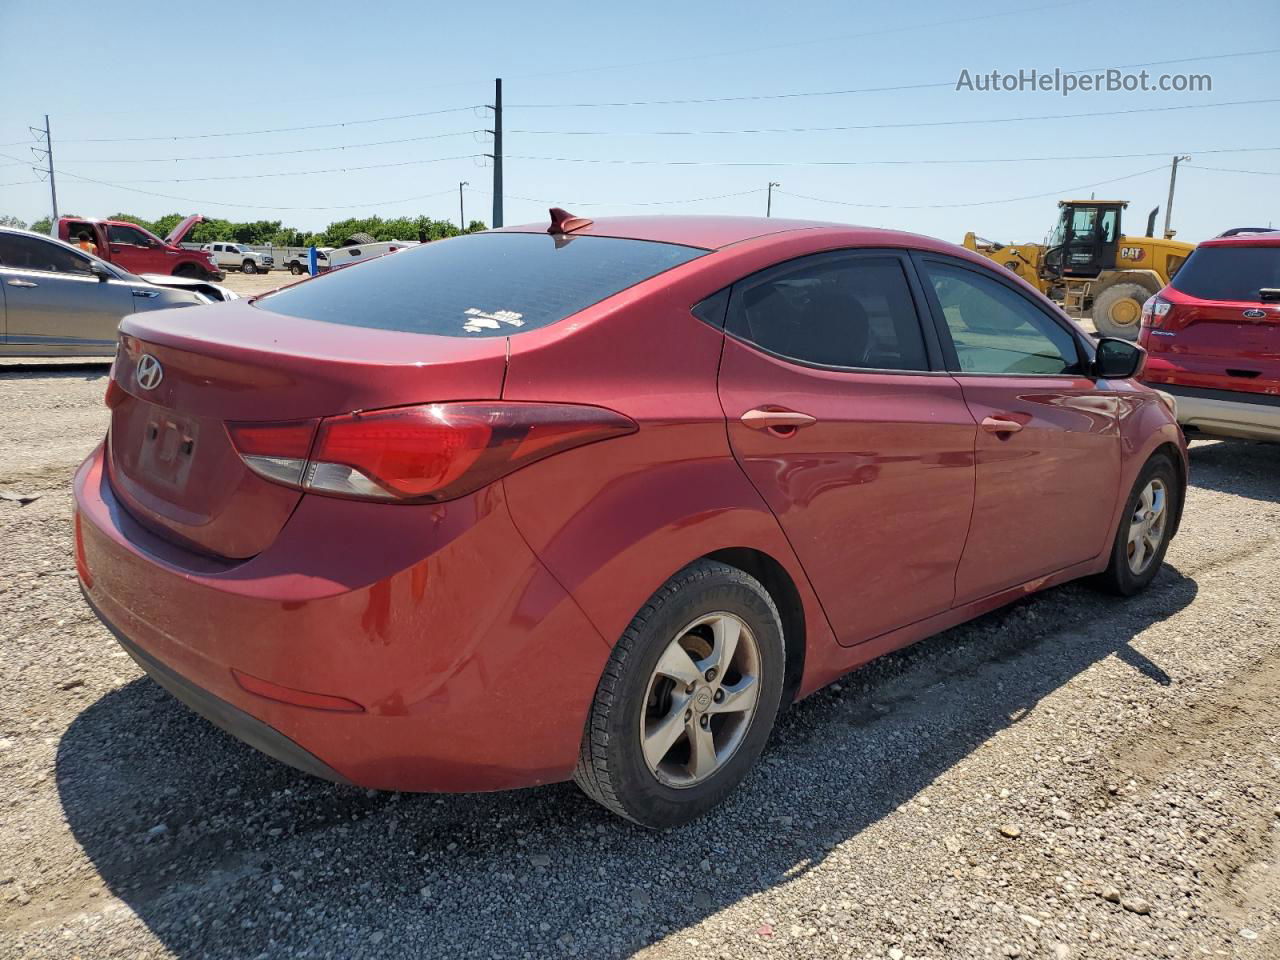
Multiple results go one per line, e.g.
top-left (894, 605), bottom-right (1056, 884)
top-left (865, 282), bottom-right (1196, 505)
top-left (923, 261), bottom-right (1080, 376)
top-left (0, 234), bottom-right (94, 275)
top-left (258, 231), bottom-right (708, 338)
top-left (108, 225), bottom-right (152, 246)
top-left (726, 253), bottom-right (929, 371)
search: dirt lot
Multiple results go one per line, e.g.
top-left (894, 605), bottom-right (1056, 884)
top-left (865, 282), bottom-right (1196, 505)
top-left (1, 367), bottom-right (1278, 960)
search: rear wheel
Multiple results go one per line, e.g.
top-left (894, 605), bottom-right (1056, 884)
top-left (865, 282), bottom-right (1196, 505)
top-left (242, 259), bottom-right (258, 274)
top-left (574, 560), bottom-right (785, 828)
top-left (289, 263), bottom-right (304, 276)
top-left (1098, 453), bottom-right (1180, 595)
top-left (1091, 282), bottom-right (1152, 340)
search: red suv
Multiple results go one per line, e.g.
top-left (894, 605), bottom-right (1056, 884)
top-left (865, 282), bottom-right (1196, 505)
top-left (1140, 231), bottom-right (1280, 441)
top-left (74, 215), bottom-right (1186, 827)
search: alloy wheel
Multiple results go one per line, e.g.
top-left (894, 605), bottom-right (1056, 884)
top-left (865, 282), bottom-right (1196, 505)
top-left (639, 612), bottom-right (761, 788)
top-left (1127, 477), bottom-right (1168, 574)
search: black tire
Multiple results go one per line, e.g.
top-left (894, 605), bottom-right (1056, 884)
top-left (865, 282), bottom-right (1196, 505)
top-left (172, 263), bottom-right (203, 279)
top-left (574, 560), bottom-right (785, 828)
top-left (242, 259), bottom-right (258, 275)
top-left (1097, 453), bottom-right (1181, 595)
top-left (1091, 282), bottom-right (1153, 340)
top-left (289, 263), bottom-right (304, 276)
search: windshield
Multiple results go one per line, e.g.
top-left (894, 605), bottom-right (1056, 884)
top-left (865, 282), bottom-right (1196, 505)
top-left (257, 231), bottom-right (709, 338)
top-left (1171, 246), bottom-right (1280, 301)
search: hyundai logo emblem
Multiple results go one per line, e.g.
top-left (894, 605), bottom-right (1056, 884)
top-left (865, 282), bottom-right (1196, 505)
top-left (1243, 308), bottom-right (1267, 319)
top-left (136, 354), bottom-right (164, 390)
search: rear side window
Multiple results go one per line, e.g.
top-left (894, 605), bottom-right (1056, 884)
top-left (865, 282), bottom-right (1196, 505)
top-left (727, 253), bottom-right (930, 371)
top-left (1171, 246), bottom-right (1280, 301)
top-left (258, 232), bottom-right (708, 338)
top-left (0, 233), bottom-right (93, 275)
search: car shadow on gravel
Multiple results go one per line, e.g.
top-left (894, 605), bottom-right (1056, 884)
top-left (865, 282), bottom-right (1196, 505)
top-left (55, 566), bottom-right (1197, 960)
top-left (1187, 436), bottom-right (1280, 503)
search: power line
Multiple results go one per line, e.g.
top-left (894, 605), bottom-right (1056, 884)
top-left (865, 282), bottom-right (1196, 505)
top-left (505, 0), bottom-right (1090, 82)
top-left (509, 48), bottom-right (1280, 109)
top-left (59, 105), bottom-right (484, 144)
top-left (94, 154), bottom-right (483, 184)
top-left (504, 145), bottom-right (1280, 169)
top-left (53, 169), bottom-right (464, 211)
top-left (775, 166), bottom-right (1168, 210)
top-left (1189, 165), bottom-right (1280, 176)
top-left (475, 187), bottom-right (767, 207)
top-left (510, 97), bottom-right (1280, 138)
top-left (57, 131), bottom-right (484, 165)
top-left (0, 179), bottom-right (42, 188)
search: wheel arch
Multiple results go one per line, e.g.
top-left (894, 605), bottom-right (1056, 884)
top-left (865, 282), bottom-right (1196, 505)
top-left (1150, 440), bottom-right (1187, 538)
top-left (704, 547), bottom-right (806, 707)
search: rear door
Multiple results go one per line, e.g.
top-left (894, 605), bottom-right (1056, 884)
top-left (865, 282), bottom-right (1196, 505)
top-left (914, 254), bottom-right (1121, 602)
top-left (716, 249), bottom-right (977, 646)
top-left (0, 233), bottom-right (134, 354)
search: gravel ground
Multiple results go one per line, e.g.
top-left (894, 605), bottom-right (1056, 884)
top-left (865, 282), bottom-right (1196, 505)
top-left (2, 367), bottom-right (1278, 960)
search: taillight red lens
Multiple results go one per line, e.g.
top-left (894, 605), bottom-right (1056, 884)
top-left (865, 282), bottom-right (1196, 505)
top-left (1142, 295), bottom-right (1174, 328)
top-left (310, 406), bottom-right (492, 499)
top-left (227, 402), bottom-right (636, 503)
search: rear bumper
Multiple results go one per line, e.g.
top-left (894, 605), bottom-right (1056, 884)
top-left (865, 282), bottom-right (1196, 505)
top-left (1159, 383), bottom-right (1280, 441)
top-left (73, 442), bottom-right (609, 792)
top-left (86, 588), bottom-right (350, 785)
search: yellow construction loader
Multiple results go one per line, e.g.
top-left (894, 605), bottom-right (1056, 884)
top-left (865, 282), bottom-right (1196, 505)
top-left (963, 199), bottom-right (1195, 339)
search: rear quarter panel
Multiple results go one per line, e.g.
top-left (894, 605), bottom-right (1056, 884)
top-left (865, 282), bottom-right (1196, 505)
top-left (498, 240), bottom-right (843, 695)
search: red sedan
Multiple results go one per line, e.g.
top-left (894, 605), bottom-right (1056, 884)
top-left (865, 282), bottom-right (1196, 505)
top-left (74, 213), bottom-right (1187, 827)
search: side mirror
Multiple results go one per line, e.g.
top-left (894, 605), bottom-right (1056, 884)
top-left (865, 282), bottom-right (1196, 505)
top-left (1094, 337), bottom-right (1145, 379)
top-left (90, 262), bottom-right (110, 283)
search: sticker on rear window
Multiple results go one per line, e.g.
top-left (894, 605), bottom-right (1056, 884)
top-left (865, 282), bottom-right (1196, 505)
top-left (463, 307), bottom-right (525, 333)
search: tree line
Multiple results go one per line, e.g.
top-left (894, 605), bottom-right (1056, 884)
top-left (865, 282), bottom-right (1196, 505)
top-left (2, 213), bottom-right (486, 247)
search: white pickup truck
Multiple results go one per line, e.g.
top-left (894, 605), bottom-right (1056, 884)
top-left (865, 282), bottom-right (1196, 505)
top-left (200, 242), bottom-right (274, 274)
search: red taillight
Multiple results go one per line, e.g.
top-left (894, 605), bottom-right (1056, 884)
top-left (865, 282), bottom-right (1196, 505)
top-left (225, 419), bottom-right (319, 488)
top-left (227, 402), bottom-right (636, 503)
top-left (74, 512), bottom-right (92, 588)
top-left (1141, 295), bottom-right (1174, 329)
top-left (104, 378), bottom-right (127, 409)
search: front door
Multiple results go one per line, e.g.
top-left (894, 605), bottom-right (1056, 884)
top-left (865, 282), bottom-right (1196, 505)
top-left (914, 254), bottom-right (1122, 602)
top-left (106, 223), bottom-right (167, 274)
top-left (716, 250), bottom-right (977, 646)
top-left (0, 233), bottom-right (134, 354)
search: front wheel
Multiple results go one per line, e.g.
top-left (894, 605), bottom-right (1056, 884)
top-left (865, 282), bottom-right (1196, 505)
top-left (574, 560), bottom-right (785, 828)
top-left (1097, 454), bottom-right (1181, 595)
top-left (242, 260), bottom-right (258, 274)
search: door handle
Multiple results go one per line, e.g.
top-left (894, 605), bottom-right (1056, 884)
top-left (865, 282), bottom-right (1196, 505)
top-left (981, 415), bottom-right (1023, 434)
top-left (6, 279), bottom-right (37, 288)
top-left (741, 407), bottom-right (817, 437)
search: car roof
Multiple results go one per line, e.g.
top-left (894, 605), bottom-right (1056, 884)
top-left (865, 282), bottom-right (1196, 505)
top-left (1198, 232), bottom-right (1280, 249)
top-left (497, 214), bottom-right (953, 253)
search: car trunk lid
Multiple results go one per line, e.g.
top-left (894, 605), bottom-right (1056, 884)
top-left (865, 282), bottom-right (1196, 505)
top-left (107, 301), bottom-right (508, 559)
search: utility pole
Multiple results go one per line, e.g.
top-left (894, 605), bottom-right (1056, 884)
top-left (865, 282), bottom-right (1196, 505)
top-left (1163, 155), bottom-right (1190, 239)
top-left (459, 181), bottom-right (469, 233)
top-left (29, 115), bottom-right (58, 222)
top-left (484, 78), bottom-right (503, 229)
top-left (766, 181), bottom-right (780, 217)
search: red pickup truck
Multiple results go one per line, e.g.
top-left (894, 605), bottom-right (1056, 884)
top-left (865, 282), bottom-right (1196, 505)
top-left (55, 214), bottom-right (224, 281)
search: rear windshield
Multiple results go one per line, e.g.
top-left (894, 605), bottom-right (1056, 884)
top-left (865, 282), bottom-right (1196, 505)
top-left (256, 231), bottom-right (708, 337)
top-left (1170, 245), bottom-right (1280, 302)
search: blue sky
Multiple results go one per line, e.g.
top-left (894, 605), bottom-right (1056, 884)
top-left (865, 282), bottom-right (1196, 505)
top-left (1, 0), bottom-right (1277, 244)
